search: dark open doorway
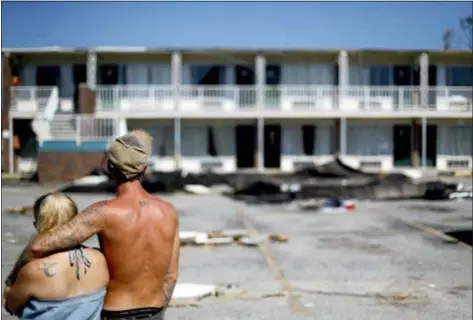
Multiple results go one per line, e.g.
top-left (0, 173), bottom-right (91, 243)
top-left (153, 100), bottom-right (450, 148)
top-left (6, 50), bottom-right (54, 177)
top-left (36, 66), bottom-right (61, 86)
top-left (13, 119), bottom-right (37, 160)
top-left (264, 124), bottom-right (281, 169)
top-left (393, 125), bottom-right (412, 167)
top-left (265, 65), bottom-right (281, 109)
top-left (417, 124), bottom-right (437, 167)
top-left (35, 66), bottom-right (61, 104)
top-left (98, 64), bottom-right (119, 109)
top-left (99, 64), bottom-right (119, 85)
top-left (235, 65), bottom-right (255, 108)
top-left (73, 64), bottom-right (87, 113)
top-left (191, 65), bottom-right (224, 85)
top-left (235, 124), bottom-right (256, 169)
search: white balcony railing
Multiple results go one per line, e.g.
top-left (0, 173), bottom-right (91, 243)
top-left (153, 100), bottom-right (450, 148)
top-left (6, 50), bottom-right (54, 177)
top-left (96, 85), bottom-right (258, 112)
top-left (95, 85), bottom-right (472, 113)
top-left (10, 86), bottom-right (57, 113)
top-left (432, 86), bottom-right (472, 112)
top-left (11, 85), bottom-right (473, 115)
top-left (46, 114), bottom-right (119, 143)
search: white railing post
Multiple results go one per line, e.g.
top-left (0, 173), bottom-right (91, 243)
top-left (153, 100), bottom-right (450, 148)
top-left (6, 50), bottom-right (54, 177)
top-left (399, 87), bottom-right (404, 111)
top-left (113, 87), bottom-right (119, 111)
top-left (76, 116), bottom-right (81, 145)
top-left (31, 87), bottom-right (36, 110)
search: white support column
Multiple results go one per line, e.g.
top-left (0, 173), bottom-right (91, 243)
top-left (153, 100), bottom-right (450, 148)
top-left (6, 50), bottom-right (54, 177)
top-left (339, 117), bottom-right (347, 156)
top-left (255, 54), bottom-right (266, 172)
top-left (174, 118), bottom-right (181, 170)
top-left (171, 51), bottom-right (182, 111)
top-left (171, 51), bottom-right (182, 86)
top-left (421, 117), bottom-right (427, 170)
top-left (338, 50), bottom-right (349, 110)
top-left (257, 117), bottom-right (264, 172)
top-left (117, 117), bottom-right (128, 137)
top-left (8, 116), bottom-right (14, 174)
top-left (255, 54), bottom-right (266, 109)
top-left (86, 50), bottom-right (97, 90)
top-left (419, 53), bottom-right (429, 109)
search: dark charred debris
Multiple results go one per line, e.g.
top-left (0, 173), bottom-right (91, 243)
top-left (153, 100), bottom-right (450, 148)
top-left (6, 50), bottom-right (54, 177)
top-left (50, 158), bottom-right (472, 203)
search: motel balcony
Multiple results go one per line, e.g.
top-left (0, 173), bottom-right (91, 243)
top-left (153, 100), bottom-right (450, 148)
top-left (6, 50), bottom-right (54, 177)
top-left (9, 85), bottom-right (473, 117)
top-left (95, 85), bottom-right (473, 116)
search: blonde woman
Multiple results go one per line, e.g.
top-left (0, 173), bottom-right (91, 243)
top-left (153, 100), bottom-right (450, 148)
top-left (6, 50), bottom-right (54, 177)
top-left (5, 193), bottom-right (109, 319)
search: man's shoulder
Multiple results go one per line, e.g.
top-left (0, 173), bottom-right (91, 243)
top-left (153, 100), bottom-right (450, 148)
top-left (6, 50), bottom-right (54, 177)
top-left (154, 197), bottom-right (178, 220)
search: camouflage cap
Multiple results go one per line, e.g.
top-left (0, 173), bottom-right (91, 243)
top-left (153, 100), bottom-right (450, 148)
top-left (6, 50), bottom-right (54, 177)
top-left (107, 129), bottom-right (153, 179)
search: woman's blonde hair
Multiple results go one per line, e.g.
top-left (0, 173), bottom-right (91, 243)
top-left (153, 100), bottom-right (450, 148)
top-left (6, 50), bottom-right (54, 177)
top-left (33, 193), bottom-right (78, 234)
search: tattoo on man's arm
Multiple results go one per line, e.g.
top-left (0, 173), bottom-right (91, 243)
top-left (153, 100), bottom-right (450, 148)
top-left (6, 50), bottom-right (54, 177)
top-left (38, 262), bottom-right (58, 278)
top-left (34, 201), bottom-right (108, 255)
top-left (162, 274), bottom-right (177, 308)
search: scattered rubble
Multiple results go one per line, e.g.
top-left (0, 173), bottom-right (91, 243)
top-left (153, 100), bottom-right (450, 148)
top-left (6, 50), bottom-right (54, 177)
top-left (56, 158), bottom-right (471, 204)
top-left (7, 206), bottom-right (33, 215)
top-left (179, 230), bottom-right (289, 247)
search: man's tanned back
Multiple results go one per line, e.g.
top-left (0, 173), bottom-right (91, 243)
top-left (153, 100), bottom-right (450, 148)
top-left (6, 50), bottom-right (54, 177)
top-left (99, 189), bottom-right (179, 311)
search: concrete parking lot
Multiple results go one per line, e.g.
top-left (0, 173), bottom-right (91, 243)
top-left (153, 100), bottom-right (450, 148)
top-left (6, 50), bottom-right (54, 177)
top-left (2, 184), bottom-right (472, 320)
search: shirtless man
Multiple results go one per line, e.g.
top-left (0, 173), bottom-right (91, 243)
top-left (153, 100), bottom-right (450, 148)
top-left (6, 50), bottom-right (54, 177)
top-left (4, 130), bottom-right (180, 320)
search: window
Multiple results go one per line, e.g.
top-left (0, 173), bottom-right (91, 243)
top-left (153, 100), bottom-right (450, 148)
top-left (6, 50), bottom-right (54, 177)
top-left (346, 124), bottom-right (392, 156)
top-left (446, 66), bottom-right (473, 87)
top-left (190, 65), bottom-right (225, 85)
top-left (369, 65), bottom-right (391, 86)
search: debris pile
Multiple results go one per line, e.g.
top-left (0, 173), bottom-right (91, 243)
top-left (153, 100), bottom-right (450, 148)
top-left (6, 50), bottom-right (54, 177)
top-left (179, 229), bottom-right (289, 247)
top-left (24, 157), bottom-right (472, 204)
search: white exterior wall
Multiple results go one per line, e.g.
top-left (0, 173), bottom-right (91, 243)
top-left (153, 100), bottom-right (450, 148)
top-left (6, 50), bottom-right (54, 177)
top-left (280, 120), bottom-right (336, 172)
top-left (341, 119), bottom-right (405, 171)
top-left (435, 121), bottom-right (472, 171)
top-left (181, 122), bottom-right (236, 173)
top-left (124, 63), bottom-right (171, 84)
top-left (280, 63), bottom-right (335, 85)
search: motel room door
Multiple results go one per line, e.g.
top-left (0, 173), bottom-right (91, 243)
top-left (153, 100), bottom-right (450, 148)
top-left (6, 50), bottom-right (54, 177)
top-left (393, 125), bottom-right (412, 167)
top-left (416, 125), bottom-right (437, 167)
top-left (264, 125), bottom-right (281, 169)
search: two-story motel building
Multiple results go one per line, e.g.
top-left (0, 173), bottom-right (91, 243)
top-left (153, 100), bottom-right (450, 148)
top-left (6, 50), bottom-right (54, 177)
top-left (2, 47), bottom-right (472, 182)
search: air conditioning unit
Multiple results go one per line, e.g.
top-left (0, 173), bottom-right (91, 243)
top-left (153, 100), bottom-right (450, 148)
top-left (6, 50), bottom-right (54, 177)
top-left (293, 161), bottom-right (315, 170)
top-left (357, 97), bottom-right (393, 111)
top-left (201, 99), bottom-right (235, 111)
top-left (437, 96), bottom-right (470, 111)
top-left (446, 160), bottom-right (471, 169)
top-left (281, 97), bottom-right (331, 111)
top-left (201, 160), bottom-right (223, 171)
top-left (360, 161), bottom-right (382, 169)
